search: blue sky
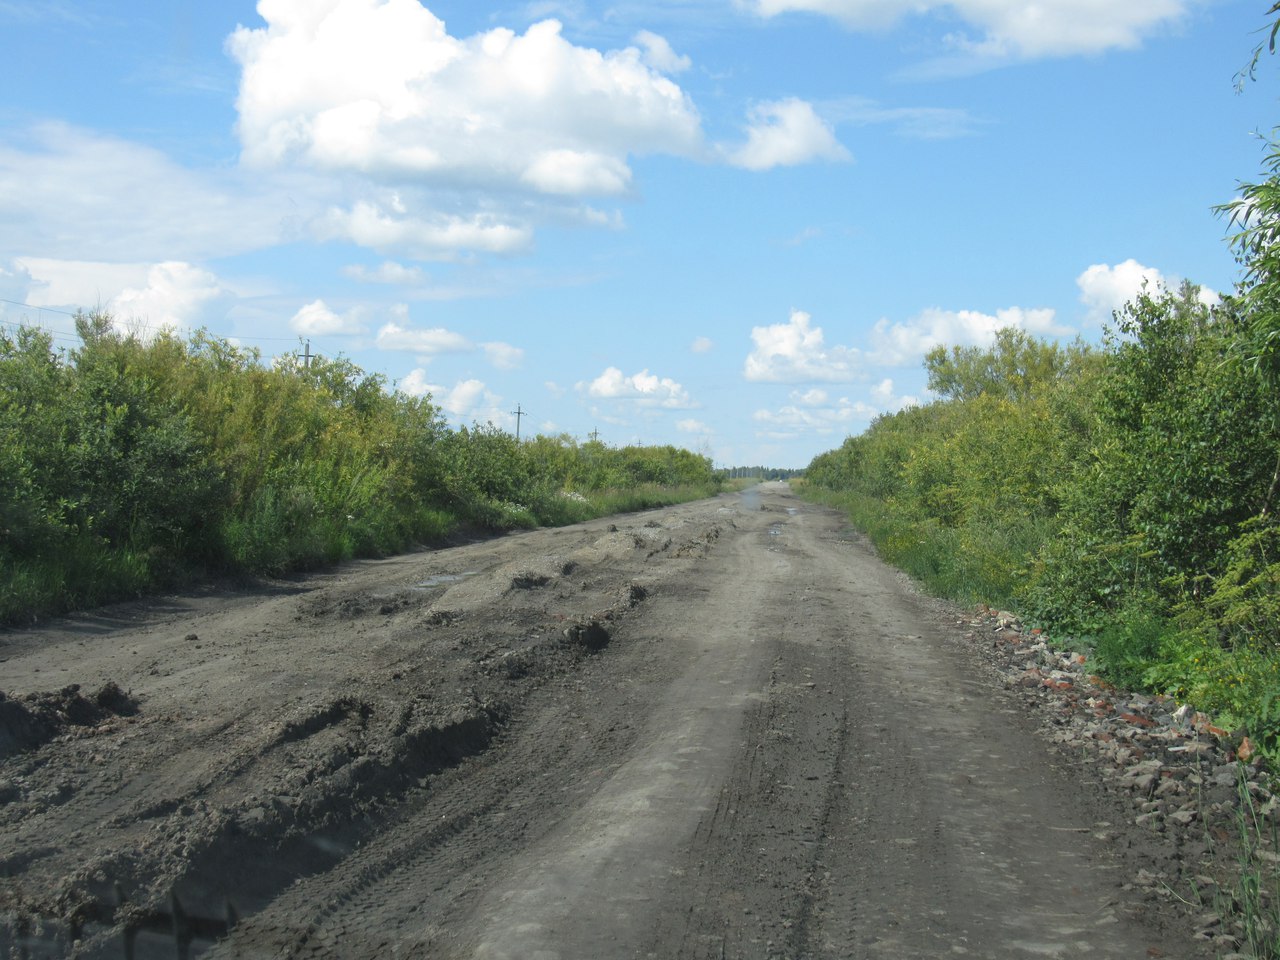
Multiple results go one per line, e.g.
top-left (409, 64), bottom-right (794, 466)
top-left (0, 0), bottom-right (1275, 468)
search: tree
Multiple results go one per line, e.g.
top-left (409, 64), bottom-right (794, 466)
top-left (1236, 1), bottom-right (1280, 87)
top-left (1220, 9), bottom-right (1280, 517)
top-left (924, 327), bottom-right (1089, 402)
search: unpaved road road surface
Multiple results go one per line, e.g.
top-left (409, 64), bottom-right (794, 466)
top-left (1, 483), bottom-right (1205, 958)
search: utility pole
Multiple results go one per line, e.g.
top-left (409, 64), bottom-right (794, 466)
top-left (511, 404), bottom-right (525, 441)
top-left (302, 339), bottom-right (312, 369)
top-left (588, 428), bottom-right (599, 442)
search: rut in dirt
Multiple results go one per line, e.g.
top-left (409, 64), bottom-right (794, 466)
top-left (1, 485), bottom-right (1206, 959)
top-left (211, 486), bottom-right (1195, 960)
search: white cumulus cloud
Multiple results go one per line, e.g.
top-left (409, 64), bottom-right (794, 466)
top-left (691, 336), bottom-right (714, 353)
top-left (744, 0), bottom-right (1189, 59)
top-left (753, 381), bottom-right (916, 439)
top-left (1077, 259), bottom-right (1166, 323)
top-left (400, 368), bottom-right (434, 397)
top-left (17, 257), bottom-right (150, 309)
top-left (676, 418), bottom-right (711, 433)
top-left (482, 341), bottom-right (525, 370)
top-left (520, 149), bottom-right (633, 195)
top-left (633, 30), bottom-right (692, 73)
top-left (0, 262), bottom-right (32, 316)
top-left (870, 377), bottom-right (921, 411)
top-left (109, 262), bottom-right (227, 334)
top-left (400, 371), bottom-right (508, 423)
top-left (1076, 259), bottom-right (1220, 325)
top-left (228, 5), bottom-right (704, 195)
top-left (290, 298), bottom-right (367, 335)
top-left (725, 98), bottom-right (850, 171)
top-left (579, 366), bottom-right (693, 408)
top-left (220, 2), bottom-right (864, 263)
top-left (16, 258), bottom-right (228, 337)
top-left (868, 304), bottom-right (1067, 366)
top-left (375, 319), bottom-right (473, 356)
top-left (342, 260), bottom-right (426, 284)
top-left (744, 309), bottom-right (861, 383)
top-left (753, 395), bottom-right (877, 435)
top-left (795, 387), bottom-right (829, 406)
top-left (0, 123), bottom-right (293, 263)
top-left (317, 202), bottom-right (533, 258)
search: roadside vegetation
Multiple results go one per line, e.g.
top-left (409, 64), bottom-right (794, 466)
top-left (804, 168), bottom-right (1280, 765)
top-left (805, 5), bottom-right (1280, 772)
top-left (807, 16), bottom-right (1280, 948)
top-left (0, 312), bottom-right (718, 625)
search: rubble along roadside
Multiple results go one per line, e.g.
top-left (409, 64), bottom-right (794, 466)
top-left (961, 606), bottom-right (1277, 959)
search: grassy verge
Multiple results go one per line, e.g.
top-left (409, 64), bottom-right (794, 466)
top-left (801, 484), bottom-right (1280, 767)
top-left (800, 486), bottom-right (1045, 611)
top-left (1, 483), bottom-right (724, 627)
top-left (1219, 770), bottom-right (1280, 958)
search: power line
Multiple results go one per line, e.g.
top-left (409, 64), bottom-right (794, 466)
top-left (0, 298), bottom-right (79, 318)
top-left (0, 317), bottom-right (80, 339)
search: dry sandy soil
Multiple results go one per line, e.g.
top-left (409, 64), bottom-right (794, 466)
top-left (0, 483), bottom-right (1214, 958)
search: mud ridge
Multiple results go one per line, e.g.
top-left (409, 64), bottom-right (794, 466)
top-left (1, 528), bottom-right (665, 958)
top-left (6, 703), bottom-right (507, 959)
top-left (0, 683), bottom-right (138, 762)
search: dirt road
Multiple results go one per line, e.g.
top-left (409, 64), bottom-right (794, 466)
top-left (0, 483), bottom-right (1205, 958)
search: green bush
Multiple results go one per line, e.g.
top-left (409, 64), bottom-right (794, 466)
top-left (802, 288), bottom-right (1280, 762)
top-left (1091, 610), bottom-right (1171, 691)
top-left (0, 316), bottom-right (719, 624)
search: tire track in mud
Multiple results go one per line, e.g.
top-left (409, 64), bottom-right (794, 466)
top-left (644, 504), bottom-right (1195, 960)
top-left (651, 551), bottom-right (855, 960)
top-left (212, 496), bottom-right (1196, 958)
top-left (205, 676), bottom-right (654, 959)
top-left (1, 504), bottom-right (730, 958)
top-left (206, 510), bottom-right (768, 960)
top-left (459, 540), bottom-right (786, 960)
top-left (2, 488), bottom-right (1214, 958)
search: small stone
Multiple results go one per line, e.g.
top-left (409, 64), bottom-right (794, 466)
top-left (995, 611), bottom-right (1023, 630)
top-left (1128, 759), bottom-right (1163, 778)
top-left (1131, 774), bottom-right (1157, 793)
top-left (1211, 768), bottom-right (1240, 788)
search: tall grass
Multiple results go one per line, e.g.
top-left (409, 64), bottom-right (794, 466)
top-left (0, 318), bottom-right (721, 626)
top-left (804, 487), bottom-right (1045, 609)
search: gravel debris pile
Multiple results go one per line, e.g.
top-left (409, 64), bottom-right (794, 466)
top-left (961, 607), bottom-right (1277, 958)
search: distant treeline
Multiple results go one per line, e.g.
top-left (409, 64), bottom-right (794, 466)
top-left (0, 313), bottom-right (719, 625)
top-left (719, 466), bottom-right (804, 480)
